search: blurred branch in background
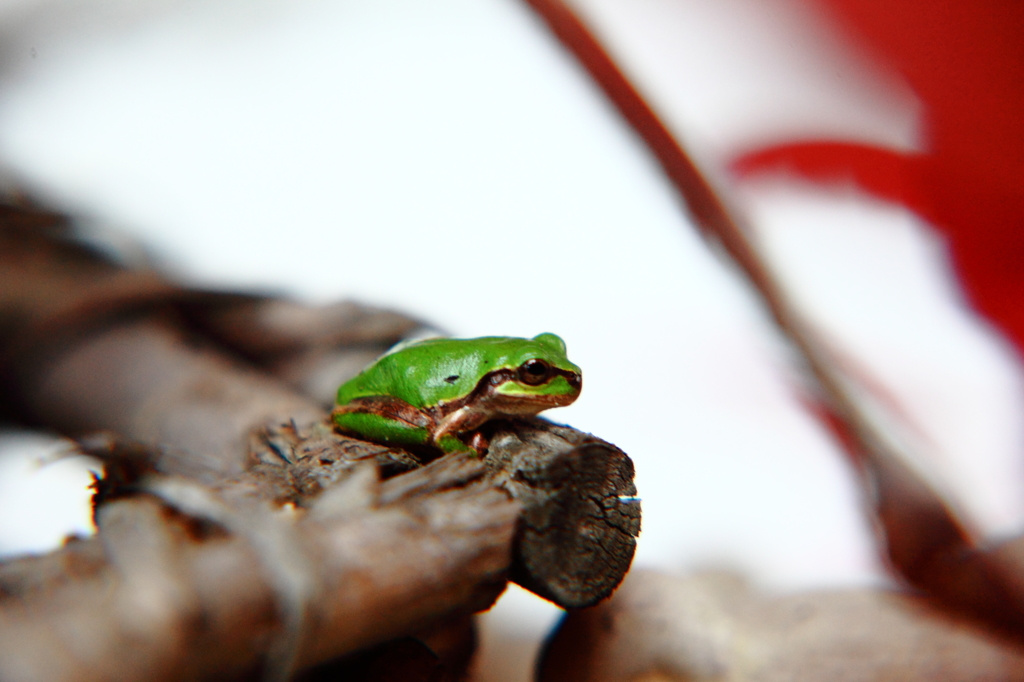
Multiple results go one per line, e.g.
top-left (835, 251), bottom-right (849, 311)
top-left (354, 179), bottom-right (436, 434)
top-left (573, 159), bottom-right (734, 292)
top-left (523, 0), bottom-right (1024, 673)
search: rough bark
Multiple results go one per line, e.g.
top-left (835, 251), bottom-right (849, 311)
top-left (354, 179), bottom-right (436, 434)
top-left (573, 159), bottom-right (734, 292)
top-left (245, 416), bottom-right (639, 609)
top-left (482, 419), bottom-right (640, 608)
top-left (0, 455), bottom-right (517, 682)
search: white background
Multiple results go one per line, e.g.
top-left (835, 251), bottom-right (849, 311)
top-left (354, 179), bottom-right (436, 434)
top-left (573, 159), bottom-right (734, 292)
top-left (1, 1), bottom-right (1022, 680)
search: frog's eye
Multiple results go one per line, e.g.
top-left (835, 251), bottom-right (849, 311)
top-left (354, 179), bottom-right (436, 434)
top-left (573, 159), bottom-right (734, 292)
top-left (518, 359), bottom-right (551, 385)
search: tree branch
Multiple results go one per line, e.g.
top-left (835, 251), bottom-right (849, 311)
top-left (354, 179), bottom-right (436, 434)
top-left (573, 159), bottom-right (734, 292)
top-left (0, 203), bottom-right (640, 679)
top-left (0, 454), bottom-right (517, 681)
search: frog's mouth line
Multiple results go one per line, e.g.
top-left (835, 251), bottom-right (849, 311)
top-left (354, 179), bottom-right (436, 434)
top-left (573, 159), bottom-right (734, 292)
top-left (436, 367), bottom-right (582, 417)
top-left (489, 367), bottom-right (582, 391)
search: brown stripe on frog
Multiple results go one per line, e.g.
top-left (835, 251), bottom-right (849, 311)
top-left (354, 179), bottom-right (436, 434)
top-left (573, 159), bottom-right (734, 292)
top-left (332, 395), bottom-right (434, 430)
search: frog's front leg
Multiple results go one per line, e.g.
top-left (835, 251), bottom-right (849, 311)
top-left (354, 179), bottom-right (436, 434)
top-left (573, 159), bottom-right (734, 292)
top-left (431, 405), bottom-right (492, 455)
top-left (332, 396), bottom-right (434, 450)
top-left (434, 433), bottom-right (475, 454)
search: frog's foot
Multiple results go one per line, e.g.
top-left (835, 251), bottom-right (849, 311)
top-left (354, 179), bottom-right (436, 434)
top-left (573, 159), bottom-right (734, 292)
top-left (434, 434), bottom-right (476, 455)
top-left (467, 431), bottom-right (489, 454)
top-left (432, 405), bottom-right (492, 446)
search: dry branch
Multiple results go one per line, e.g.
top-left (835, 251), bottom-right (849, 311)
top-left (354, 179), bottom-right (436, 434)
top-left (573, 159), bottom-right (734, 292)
top-left (483, 419), bottom-right (640, 608)
top-left (0, 203), bottom-right (639, 680)
top-left (0, 455), bottom-right (518, 681)
top-left (242, 416), bottom-right (638, 609)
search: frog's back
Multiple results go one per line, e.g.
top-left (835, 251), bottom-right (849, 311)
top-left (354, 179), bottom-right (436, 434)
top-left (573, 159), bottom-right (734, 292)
top-left (335, 351), bottom-right (407, 405)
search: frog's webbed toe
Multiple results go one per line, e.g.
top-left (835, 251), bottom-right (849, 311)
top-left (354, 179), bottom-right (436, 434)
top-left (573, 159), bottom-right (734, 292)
top-left (466, 431), bottom-right (489, 454)
top-left (435, 433), bottom-right (477, 455)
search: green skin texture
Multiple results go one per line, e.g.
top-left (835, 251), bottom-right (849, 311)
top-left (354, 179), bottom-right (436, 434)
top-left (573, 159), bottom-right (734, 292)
top-left (333, 333), bottom-right (582, 454)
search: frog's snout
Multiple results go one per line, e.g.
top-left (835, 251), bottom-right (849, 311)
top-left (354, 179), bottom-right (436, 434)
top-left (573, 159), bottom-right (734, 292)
top-left (564, 371), bottom-right (583, 392)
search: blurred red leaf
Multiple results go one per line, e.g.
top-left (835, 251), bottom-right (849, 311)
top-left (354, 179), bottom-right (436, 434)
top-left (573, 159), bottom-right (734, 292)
top-left (732, 0), bottom-right (1024, 352)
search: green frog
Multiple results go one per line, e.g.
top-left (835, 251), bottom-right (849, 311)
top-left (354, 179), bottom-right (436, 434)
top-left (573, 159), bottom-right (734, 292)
top-left (332, 333), bottom-right (582, 454)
